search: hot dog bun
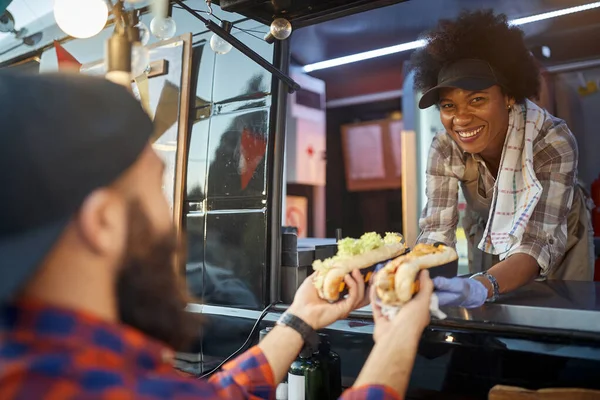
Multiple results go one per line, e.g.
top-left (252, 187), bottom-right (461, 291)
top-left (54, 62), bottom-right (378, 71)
top-left (313, 233), bottom-right (407, 302)
top-left (374, 243), bottom-right (457, 307)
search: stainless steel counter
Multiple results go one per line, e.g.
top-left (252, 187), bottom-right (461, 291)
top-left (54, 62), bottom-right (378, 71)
top-left (189, 279), bottom-right (600, 345)
top-left (441, 280), bottom-right (600, 334)
top-left (350, 280), bottom-right (600, 337)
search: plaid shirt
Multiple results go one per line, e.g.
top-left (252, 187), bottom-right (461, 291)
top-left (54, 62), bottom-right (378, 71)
top-left (0, 299), bottom-right (400, 400)
top-left (417, 112), bottom-right (578, 275)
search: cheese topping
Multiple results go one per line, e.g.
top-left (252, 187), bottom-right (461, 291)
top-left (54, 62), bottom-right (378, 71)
top-left (409, 243), bottom-right (446, 257)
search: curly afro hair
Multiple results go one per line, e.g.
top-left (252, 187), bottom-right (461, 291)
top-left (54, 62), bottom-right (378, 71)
top-left (410, 9), bottom-right (540, 103)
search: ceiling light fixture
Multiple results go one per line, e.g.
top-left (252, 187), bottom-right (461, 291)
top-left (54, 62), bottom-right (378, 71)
top-left (303, 39), bottom-right (426, 73)
top-left (509, 1), bottom-right (600, 25)
top-left (302, 1), bottom-right (600, 73)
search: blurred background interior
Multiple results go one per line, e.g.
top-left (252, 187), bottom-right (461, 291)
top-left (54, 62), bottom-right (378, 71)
top-left (1, 0), bottom-right (600, 299)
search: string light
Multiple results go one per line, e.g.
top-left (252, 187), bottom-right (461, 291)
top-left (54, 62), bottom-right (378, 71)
top-left (210, 21), bottom-right (233, 54)
top-left (54, 0), bottom-right (108, 39)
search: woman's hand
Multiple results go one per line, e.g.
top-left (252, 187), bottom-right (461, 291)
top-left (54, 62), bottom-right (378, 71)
top-left (371, 270), bottom-right (434, 343)
top-left (288, 269), bottom-right (368, 330)
top-left (432, 276), bottom-right (488, 308)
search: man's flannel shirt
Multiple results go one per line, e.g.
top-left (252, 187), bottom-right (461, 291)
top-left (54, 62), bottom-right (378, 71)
top-left (0, 299), bottom-right (400, 399)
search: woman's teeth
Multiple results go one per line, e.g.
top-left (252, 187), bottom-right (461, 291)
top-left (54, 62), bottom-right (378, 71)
top-left (456, 126), bottom-right (483, 138)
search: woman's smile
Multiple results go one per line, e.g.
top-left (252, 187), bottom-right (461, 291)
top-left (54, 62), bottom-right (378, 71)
top-left (454, 125), bottom-right (485, 142)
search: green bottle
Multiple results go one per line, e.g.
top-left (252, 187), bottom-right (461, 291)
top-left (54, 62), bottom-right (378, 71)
top-left (288, 346), bottom-right (329, 400)
top-left (317, 333), bottom-right (342, 399)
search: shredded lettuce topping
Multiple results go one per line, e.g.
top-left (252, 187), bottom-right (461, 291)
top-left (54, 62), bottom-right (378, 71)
top-left (313, 232), bottom-right (404, 273)
top-left (384, 232), bottom-right (404, 245)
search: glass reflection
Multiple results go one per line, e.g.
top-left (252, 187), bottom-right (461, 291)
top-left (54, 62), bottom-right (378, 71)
top-left (184, 37), bottom-right (274, 309)
top-left (203, 211), bottom-right (265, 308)
top-left (212, 29), bottom-right (273, 104)
top-left (206, 108), bottom-right (270, 199)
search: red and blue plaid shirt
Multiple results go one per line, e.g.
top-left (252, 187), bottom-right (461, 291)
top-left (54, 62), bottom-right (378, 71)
top-left (0, 299), bottom-right (400, 399)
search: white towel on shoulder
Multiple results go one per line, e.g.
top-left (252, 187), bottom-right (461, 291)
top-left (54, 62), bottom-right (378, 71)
top-left (478, 100), bottom-right (545, 255)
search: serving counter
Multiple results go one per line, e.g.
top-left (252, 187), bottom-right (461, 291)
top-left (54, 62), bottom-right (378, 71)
top-left (181, 277), bottom-right (600, 399)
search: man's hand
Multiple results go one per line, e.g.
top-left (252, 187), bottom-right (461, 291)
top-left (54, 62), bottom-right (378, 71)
top-left (371, 270), bottom-right (434, 343)
top-left (288, 269), bottom-right (367, 330)
top-left (353, 270), bottom-right (434, 396)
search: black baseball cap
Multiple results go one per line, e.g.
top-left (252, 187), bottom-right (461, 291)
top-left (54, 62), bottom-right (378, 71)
top-left (418, 59), bottom-right (507, 109)
top-left (0, 72), bottom-right (153, 303)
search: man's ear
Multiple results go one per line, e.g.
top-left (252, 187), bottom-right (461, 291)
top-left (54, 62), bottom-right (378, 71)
top-left (75, 189), bottom-right (128, 257)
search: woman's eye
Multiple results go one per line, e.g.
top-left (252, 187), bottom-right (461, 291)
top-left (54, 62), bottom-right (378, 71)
top-left (441, 103), bottom-right (454, 109)
top-left (471, 97), bottom-right (485, 104)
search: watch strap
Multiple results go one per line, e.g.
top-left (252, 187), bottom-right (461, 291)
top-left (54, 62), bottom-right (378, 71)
top-left (276, 312), bottom-right (320, 352)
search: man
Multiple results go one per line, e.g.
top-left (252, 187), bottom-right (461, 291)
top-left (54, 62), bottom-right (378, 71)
top-left (0, 73), bottom-right (433, 399)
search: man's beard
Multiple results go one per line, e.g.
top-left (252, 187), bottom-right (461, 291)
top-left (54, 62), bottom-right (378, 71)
top-left (116, 202), bottom-right (200, 351)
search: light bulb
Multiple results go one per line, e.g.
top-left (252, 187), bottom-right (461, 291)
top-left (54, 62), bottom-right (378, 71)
top-left (136, 21), bottom-right (150, 46)
top-left (131, 43), bottom-right (150, 78)
top-left (54, 0), bottom-right (108, 39)
top-left (270, 18), bottom-right (292, 40)
top-left (150, 16), bottom-right (176, 40)
top-left (210, 34), bottom-right (232, 55)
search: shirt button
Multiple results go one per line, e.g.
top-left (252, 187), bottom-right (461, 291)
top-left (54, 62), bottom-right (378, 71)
top-left (548, 237), bottom-right (555, 245)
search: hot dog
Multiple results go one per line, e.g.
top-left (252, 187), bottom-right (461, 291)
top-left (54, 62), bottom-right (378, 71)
top-left (373, 243), bottom-right (457, 317)
top-left (312, 232), bottom-right (407, 302)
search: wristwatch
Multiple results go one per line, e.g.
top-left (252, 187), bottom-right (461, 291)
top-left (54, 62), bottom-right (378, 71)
top-left (276, 312), bottom-right (320, 352)
top-left (470, 271), bottom-right (500, 303)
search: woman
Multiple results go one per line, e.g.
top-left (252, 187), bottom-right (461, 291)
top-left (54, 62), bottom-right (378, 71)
top-left (411, 10), bottom-right (594, 308)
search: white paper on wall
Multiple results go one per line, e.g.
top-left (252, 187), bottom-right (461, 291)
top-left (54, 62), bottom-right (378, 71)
top-left (294, 118), bottom-right (326, 186)
top-left (346, 124), bottom-right (386, 180)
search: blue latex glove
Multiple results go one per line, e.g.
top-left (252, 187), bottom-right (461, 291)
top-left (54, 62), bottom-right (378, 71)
top-left (432, 277), bottom-right (488, 308)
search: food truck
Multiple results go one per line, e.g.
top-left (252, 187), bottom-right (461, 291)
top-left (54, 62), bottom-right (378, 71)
top-left (1, 0), bottom-right (600, 397)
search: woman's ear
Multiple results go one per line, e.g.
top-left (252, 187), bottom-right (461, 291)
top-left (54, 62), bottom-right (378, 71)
top-left (506, 96), bottom-right (516, 109)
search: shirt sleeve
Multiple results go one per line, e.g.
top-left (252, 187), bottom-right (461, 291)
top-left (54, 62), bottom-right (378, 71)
top-left (207, 346), bottom-right (276, 399)
top-left (416, 133), bottom-right (460, 248)
top-left (505, 119), bottom-right (578, 275)
top-left (339, 384), bottom-right (402, 399)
